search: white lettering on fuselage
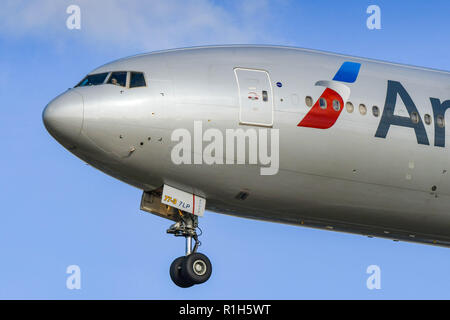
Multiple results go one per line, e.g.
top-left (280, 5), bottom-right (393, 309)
top-left (171, 121), bottom-right (279, 175)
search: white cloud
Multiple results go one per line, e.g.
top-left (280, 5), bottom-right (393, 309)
top-left (0, 0), bottom-right (287, 51)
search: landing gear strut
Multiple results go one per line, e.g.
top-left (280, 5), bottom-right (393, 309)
top-left (167, 211), bottom-right (212, 288)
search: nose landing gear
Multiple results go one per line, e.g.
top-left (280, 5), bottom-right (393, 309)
top-left (167, 211), bottom-right (212, 288)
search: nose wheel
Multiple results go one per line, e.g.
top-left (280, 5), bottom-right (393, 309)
top-left (170, 253), bottom-right (212, 287)
top-left (167, 211), bottom-right (212, 288)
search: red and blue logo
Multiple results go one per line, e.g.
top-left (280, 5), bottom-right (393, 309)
top-left (298, 62), bottom-right (361, 129)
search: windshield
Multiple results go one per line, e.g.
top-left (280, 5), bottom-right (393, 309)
top-left (75, 71), bottom-right (147, 88)
top-left (107, 71), bottom-right (127, 87)
top-left (75, 73), bottom-right (109, 87)
top-left (130, 72), bottom-right (146, 88)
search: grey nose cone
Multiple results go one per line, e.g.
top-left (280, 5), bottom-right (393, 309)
top-left (43, 90), bottom-right (84, 144)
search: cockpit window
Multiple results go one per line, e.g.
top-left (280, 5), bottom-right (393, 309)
top-left (76, 71), bottom-right (146, 89)
top-left (130, 72), bottom-right (146, 88)
top-left (107, 71), bottom-right (127, 87)
top-left (76, 73), bottom-right (108, 87)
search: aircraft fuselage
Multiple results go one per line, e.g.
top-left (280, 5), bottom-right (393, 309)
top-left (43, 46), bottom-right (450, 247)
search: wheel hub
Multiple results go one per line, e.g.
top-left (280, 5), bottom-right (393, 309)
top-left (193, 259), bottom-right (207, 276)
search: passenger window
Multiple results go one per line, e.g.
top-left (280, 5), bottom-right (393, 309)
top-left (262, 90), bottom-right (268, 102)
top-left (130, 72), bottom-right (146, 88)
top-left (319, 97), bottom-right (327, 109)
top-left (424, 114), bottom-right (432, 125)
top-left (372, 106), bottom-right (380, 117)
top-left (359, 104), bottom-right (367, 115)
top-left (108, 71), bottom-right (127, 87)
top-left (437, 115), bottom-right (445, 128)
top-left (332, 100), bottom-right (340, 111)
top-left (346, 101), bottom-right (354, 113)
top-left (410, 112), bottom-right (419, 124)
top-left (305, 96), bottom-right (313, 107)
top-left (76, 73), bottom-right (108, 87)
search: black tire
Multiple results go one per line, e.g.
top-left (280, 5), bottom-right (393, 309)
top-left (170, 256), bottom-right (194, 288)
top-left (181, 252), bottom-right (212, 284)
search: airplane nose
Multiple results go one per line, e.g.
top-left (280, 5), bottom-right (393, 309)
top-left (43, 90), bottom-right (84, 144)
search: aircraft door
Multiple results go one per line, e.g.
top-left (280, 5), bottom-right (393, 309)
top-left (234, 68), bottom-right (273, 127)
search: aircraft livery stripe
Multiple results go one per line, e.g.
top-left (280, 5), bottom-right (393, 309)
top-left (332, 61), bottom-right (361, 83)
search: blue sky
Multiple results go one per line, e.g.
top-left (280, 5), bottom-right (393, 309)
top-left (0, 0), bottom-right (449, 299)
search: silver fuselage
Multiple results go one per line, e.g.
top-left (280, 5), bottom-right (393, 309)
top-left (43, 46), bottom-right (450, 247)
